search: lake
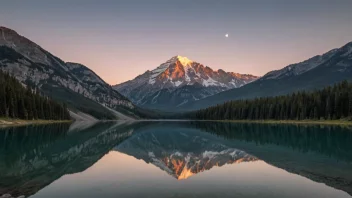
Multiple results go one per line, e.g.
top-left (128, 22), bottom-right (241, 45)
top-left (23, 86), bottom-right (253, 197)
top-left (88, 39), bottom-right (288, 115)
top-left (1, 121), bottom-right (352, 198)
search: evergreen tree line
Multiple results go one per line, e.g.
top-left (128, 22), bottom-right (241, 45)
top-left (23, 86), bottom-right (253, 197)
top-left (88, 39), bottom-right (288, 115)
top-left (192, 80), bottom-right (352, 121)
top-left (0, 70), bottom-right (70, 120)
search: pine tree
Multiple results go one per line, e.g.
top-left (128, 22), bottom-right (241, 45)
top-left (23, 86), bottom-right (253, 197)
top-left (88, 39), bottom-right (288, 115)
top-left (349, 92), bottom-right (352, 117)
top-left (0, 85), bottom-right (6, 116)
top-left (0, 70), bottom-right (70, 120)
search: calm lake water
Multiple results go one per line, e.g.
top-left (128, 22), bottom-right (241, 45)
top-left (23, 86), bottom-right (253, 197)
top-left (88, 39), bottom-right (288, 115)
top-left (1, 121), bottom-right (352, 198)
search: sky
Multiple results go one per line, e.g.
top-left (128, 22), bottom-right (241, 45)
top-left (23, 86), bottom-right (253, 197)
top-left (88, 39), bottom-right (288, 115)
top-left (1, 0), bottom-right (352, 84)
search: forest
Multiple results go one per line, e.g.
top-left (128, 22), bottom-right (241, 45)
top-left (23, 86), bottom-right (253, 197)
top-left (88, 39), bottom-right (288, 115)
top-left (191, 80), bottom-right (352, 121)
top-left (0, 70), bottom-right (70, 120)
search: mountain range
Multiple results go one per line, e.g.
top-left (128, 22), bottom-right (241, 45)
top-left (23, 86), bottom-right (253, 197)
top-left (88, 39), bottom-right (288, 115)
top-left (1, 26), bottom-right (352, 117)
top-left (114, 42), bottom-right (352, 112)
top-left (0, 26), bottom-right (137, 120)
top-left (113, 55), bottom-right (258, 111)
top-left (179, 41), bottom-right (352, 111)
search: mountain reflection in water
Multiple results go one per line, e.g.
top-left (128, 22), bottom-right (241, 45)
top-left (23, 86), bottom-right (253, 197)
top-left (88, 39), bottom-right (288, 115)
top-left (116, 123), bottom-right (258, 180)
top-left (0, 121), bottom-right (351, 198)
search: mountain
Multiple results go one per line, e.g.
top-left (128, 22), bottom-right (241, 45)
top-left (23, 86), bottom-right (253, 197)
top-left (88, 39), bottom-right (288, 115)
top-left (116, 123), bottom-right (257, 180)
top-left (0, 26), bottom-right (135, 119)
top-left (181, 41), bottom-right (352, 111)
top-left (113, 55), bottom-right (258, 111)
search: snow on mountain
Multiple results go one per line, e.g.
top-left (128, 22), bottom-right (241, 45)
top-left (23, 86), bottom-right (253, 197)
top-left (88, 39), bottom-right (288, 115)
top-left (148, 58), bottom-right (173, 85)
top-left (114, 55), bottom-right (259, 110)
top-left (262, 48), bottom-right (339, 80)
top-left (181, 41), bottom-right (352, 112)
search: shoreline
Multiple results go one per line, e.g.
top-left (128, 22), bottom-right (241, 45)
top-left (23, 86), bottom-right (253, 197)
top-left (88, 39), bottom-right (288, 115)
top-left (214, 119), bottom-right (352, 126)
top-left (96, 119), bottom-right (352, 126)
top-left (1, 118), bottom-right (351, 127)
top-left (0, 118), bottom-right (72, 127)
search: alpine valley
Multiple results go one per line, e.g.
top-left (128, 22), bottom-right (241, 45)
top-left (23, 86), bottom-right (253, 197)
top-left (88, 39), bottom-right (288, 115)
top-left (113, 55), bottom-right (258, 111)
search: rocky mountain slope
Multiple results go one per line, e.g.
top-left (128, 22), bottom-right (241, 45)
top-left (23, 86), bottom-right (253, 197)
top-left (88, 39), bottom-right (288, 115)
top-left (181, 41), bottom-right (352, 111)
top-left (114, 55), bottom-right (258, 111)
top-left (0, 26), bottom-right (134, 119)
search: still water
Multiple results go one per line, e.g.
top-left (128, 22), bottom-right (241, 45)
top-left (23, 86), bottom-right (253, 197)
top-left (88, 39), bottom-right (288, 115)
top-left (1, 121), bottom-right (352, 198)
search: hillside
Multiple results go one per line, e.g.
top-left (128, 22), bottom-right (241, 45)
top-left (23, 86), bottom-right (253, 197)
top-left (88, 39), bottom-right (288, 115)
top-left (181, 42), bottom-right (352, 111)
top-left (189, 81), bottom-right (352, 121)
top-left (0, 26), bottom-right (135, 120)
top-left (0, 70), bottom-right (70, 120)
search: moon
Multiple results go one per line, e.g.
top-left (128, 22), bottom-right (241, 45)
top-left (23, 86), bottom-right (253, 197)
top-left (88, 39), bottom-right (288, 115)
top-left (225, 33), bottom-right (229, 38)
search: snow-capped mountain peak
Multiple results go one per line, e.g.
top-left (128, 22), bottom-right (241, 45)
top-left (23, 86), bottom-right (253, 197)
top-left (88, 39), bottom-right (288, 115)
top-left (174, 55), bottom-right (193, 66)
top-left (117, 55), bottom-right (258, 89)
top-left (148, 55), bottom-right (194, 85)
top-left (113, 55), bottom-right (259, 110)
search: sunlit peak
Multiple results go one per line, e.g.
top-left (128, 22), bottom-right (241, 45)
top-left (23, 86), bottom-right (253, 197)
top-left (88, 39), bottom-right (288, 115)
top-left (175, 55), bottom-right (193, 66)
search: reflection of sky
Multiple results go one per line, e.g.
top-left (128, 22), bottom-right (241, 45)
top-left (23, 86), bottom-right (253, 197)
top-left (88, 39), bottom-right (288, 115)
top-left (1, 1), bottom-right (352, 84)
top-left (32, 151), bottom-right (350, 198)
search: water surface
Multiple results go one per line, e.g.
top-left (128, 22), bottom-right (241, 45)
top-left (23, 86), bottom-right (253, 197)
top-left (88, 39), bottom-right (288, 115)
top-left (1, 121), bottom-right (352, 198)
